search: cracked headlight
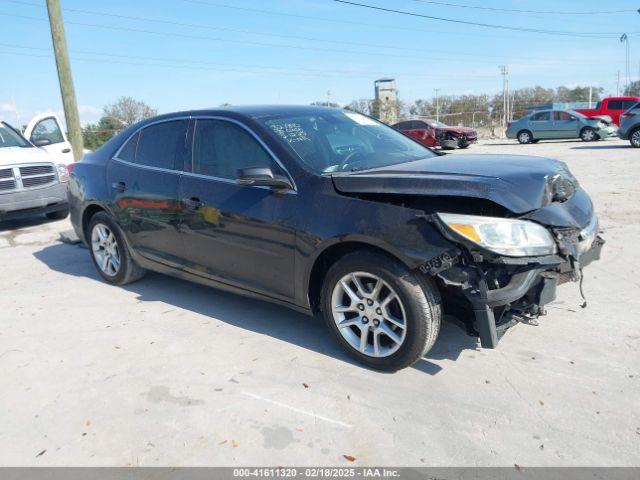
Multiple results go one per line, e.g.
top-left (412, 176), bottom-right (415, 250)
top-left (438, 213), bottom-right (557, 257)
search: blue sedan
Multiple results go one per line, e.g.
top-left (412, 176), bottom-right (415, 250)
top-left (506, 109), bottom-right (618, 144)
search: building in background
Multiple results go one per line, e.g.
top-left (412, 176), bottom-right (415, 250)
top-left (374, 78), bottom-right (399, 124)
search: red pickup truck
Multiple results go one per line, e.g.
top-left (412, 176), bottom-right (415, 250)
top-left (575, 96), bottom-right (640, 126)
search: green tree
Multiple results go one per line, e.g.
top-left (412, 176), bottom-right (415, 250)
top-left (624, 81), bottom-right (640, 96)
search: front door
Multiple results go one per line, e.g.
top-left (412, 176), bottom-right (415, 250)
top-left (24, 113), bottom-right (74, 164)
top-left (107, 119), bottom-right (190, 267)
top-left (178, 118), bottom-right (297, 301)
top-left (551, 111), bottom-right (579, 139)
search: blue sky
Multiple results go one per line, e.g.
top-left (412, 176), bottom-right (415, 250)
top-left (1, 0), bottom-right (639, 126)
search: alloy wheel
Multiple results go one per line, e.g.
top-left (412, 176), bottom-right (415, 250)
top-left (518, 132), bottom-right (530, 143)
top-left (91, 223), bottom-right (121, 277)
top-left (582, 129), bottom-right (595, 141)
top-left (631, 129), bottom-right (640, 147)
top-left (330, 272), bottom-right (407, 358)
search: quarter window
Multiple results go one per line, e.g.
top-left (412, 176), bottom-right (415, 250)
top-left (192, 119), bottom-right (279, 180)
top-left (116, 132), bottom-right (139, 162)
top-left (135, 120), bottom-right (188, 170)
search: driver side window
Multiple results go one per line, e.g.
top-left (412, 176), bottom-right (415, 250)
top-left (31, 117), bottom-right (64, 144)
top-left (192, 119), bottom-right (280, 180)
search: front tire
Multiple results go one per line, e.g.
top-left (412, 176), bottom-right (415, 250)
top-left (88, 212), bottom-right (146, 285)
top-left (517, 130), bottom-right (533, 144)
top-left (630, 127), bottom-right (640, 148)
top-left (580, 127), bottom-right (597, 142)
top-left (321, 251), bottom-right (442, 371)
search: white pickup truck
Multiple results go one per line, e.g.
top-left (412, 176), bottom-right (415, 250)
top-left (0, 116), bottom-right (70, 221)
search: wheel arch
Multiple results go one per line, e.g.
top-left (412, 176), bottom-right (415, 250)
top-left (81, 203), bottom-right (107, 243)
top-left (305, 238), bottom-right (423, 314)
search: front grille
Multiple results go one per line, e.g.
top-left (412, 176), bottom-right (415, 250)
top-left (0, 163), bottom-right (58, 194)
top-left (22, 175), bottom-right (56, 188)
top-left (0, 179), bottom-right (16, 191)
top-left (19, 165), bottom-right (54, 176)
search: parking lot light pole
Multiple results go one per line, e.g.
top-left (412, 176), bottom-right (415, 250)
top-left (434, 88), bottom-right (440, 121)
top-left (46, 0), bottom-right (83, 161)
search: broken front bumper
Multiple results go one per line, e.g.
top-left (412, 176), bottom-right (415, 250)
top-left (436, 234), bottom-right (604, 348)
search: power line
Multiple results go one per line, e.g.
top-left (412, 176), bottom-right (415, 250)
top-left (406, 0), bottom-right (636, 15)
top-left (0, 43), bottom-right (499, 79)
top-left (332, 0), bottom-right (637, 38)
top-left (181, 0), bottom-right (619, 42)
top-left (6, 0), bottom-right (594, 62)
top-left (0, 11), bottom-right (609, 68)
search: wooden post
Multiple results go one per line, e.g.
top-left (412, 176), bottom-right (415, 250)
top-left (46, 0), bottom-right (83, 161)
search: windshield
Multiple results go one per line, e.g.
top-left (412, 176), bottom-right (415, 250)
top-left (0, 122), bottom-right (31, 148)
top-left (427, 120), bottom-right (447, 127)
top-left (259, 110), bottom-right (435, 173)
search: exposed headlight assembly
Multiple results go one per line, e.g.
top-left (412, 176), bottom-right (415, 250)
top-left (438, 213), bottom-right (557, 257)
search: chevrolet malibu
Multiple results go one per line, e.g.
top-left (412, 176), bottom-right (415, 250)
top-left (68, 106), bottom-right (603, 371)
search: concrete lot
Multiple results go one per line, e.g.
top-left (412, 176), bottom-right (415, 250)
top-left (1, 138), bottom-right (638, 467)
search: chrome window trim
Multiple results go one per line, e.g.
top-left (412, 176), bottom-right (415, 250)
top-left (112, 157), bottom-right (183, 176)
top-left (111, 115), bottom-right (297, 193)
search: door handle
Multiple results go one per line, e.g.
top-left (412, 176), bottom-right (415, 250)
top-left (62, 148), bottom-right (71, 153)
top-left (111, 181), bottom-right (127, 192)
top-left (184, 196), bottom-right (204, 209)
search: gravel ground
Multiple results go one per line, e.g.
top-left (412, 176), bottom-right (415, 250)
top-left (0, 137), bottom-right (638, 467)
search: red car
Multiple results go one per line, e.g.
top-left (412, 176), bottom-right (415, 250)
top-left (392, 119), bottom-right (477, 149)
top-left (575, 96), bottom-right (640, 126)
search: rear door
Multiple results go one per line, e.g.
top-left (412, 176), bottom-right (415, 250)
top-left (24, 113), bottom-right (74, 164)
top-left (528, 111), bottom-right (553, 138)
top-left (605, 100), bottom-right (625, 125)
top-left (178, 118), bottom-right (297, 301)
top-left (107, 119), bottom-right (190, 266)
top-left (552, 111), bottom-right (579, 139)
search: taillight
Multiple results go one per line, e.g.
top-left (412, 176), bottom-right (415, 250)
top-left (506, 122), bottom-right (511, 129)
top-left (66, 163), bottom-right (76, 175)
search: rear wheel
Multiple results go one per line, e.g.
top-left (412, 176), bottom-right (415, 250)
top-left (630, 128), bottom-right (640, 148)
top-left (580, 127), bottom-right (597, 142)
top-left (88, 212), bottom-right (146, 285)
top-left (321, 251), bottom-right (441, 371)
top-left (46, 208), bottom-right (69, 220)
top-left (517, 130), bottom-right (533, 144)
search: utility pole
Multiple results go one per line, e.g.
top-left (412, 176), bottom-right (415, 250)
top-left (588, 86), bottom-right (593, 108)
top-left (434, 88), bottom-right (440, 121)
top-left (621, 34), bottom-right (630, 91)
top-left (617, 70), bottom-right (620, 96)
top-left (499, 65), bottom-right (508, 129)
top-left (326, 90), bottom-right (331, 107)
top-left (46, 0), bottom-right (83, 161)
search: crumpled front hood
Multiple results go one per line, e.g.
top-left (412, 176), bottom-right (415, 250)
top-left (0, 146), bottom-right (52, 166)
top-left (436, 126), bottom-right (476, 135)
top-left (331, 154), bottom-right (592, 226)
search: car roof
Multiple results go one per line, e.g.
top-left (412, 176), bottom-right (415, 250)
top-left (151, 105), bottom-right (345, 122)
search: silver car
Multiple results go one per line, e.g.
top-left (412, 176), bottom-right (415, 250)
top-left (506, 109), bottom-right (618, 144)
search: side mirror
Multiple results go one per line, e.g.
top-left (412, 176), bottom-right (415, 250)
top-left (236, 166), bottom-right (293, 191)
top-left (32, 138), bottom-right (52, 147)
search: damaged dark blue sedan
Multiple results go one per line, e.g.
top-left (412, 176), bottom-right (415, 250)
top-left (67, 106), bottom-right (604, 371)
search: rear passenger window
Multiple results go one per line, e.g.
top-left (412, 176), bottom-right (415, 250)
top-left (116, 132), bottom-right (139, 162)
top-left (135, 120), bottom-right (188, 170)
top-left (531, 111), bottom-right (550, 121)
top-left (193, 119), bottom-right (279, 180)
